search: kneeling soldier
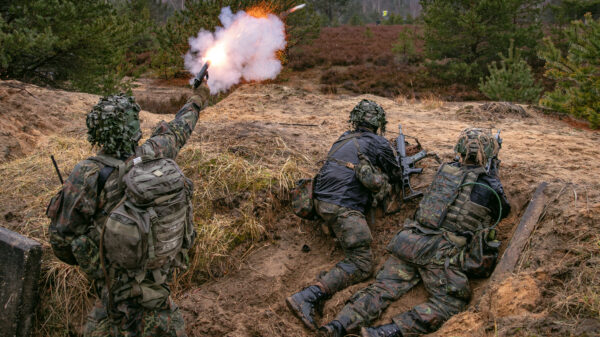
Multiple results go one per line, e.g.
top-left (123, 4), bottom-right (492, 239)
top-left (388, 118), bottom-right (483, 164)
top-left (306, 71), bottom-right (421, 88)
top-left (47, 94), bottom-right (204, 336)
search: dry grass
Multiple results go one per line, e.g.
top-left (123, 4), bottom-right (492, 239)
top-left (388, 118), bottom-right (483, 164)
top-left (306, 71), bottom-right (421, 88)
top-left (0, 124), bottom-right (308, 335)
top-left (514, 185), bottom-right (600, 335)
top-left (421, 93), bottom-right (445, 109)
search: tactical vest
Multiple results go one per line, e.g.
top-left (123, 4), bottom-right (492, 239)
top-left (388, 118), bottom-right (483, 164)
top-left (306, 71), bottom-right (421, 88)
top-left (415, 163), bottom-right (493, 234)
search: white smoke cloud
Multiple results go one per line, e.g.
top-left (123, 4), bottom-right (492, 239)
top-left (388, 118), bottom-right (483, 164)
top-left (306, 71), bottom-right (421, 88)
top-left (185, 7), bottom-right (287, 94)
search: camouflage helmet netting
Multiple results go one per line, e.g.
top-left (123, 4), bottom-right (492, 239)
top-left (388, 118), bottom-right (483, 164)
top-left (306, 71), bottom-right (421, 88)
top-left (86, 94), bottom-right (141, 158)
top-left (349, 99), bottom-right (387, 134)
top-left (454, 128), bottom-right (499, 166)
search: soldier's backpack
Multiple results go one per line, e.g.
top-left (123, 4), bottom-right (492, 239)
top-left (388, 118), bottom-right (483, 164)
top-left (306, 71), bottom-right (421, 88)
top-left (93, 155), bottom-right (195, 274)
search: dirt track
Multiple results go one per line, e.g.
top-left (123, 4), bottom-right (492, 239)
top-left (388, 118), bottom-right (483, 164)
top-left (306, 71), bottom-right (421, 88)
top-left (171, 83), bottom-right (600, 336)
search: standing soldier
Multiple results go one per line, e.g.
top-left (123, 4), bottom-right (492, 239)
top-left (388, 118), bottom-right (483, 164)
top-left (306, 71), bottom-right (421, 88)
top-left (319, 128), bottom-right (511, 337)
top-left (46, 93), bottom-right (205, 336)
top-left (287, 99), bottom-right (401, 331)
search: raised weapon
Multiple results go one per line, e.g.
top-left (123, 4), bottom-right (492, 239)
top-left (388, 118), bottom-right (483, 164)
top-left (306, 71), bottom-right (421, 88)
top-left (192, 61), bottom-right (210, 89)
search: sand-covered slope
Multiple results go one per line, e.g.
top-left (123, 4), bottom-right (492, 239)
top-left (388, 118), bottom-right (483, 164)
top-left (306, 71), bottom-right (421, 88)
top-left (1, 79), bottom-right (598, 336)
top-left (182, 83), bottom-right (600, 337)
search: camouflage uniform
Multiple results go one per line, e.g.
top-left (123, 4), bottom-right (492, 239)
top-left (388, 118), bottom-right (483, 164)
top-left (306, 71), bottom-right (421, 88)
top-left (48, 97), bottom-right (202, 337)
top-left (332, 225), bottom-right (472, 335)
top-left (314, 199), bottom-right (373, 293)
top-left (322, 129), bottom-right (511, 337)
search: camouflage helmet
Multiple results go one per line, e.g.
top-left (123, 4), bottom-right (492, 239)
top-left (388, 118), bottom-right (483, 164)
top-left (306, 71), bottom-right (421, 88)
top-left (454, 128), bottom-right (499, 166)
top-left (86, 94), bottom-right (141, 158)
top-left (349, 99), bottom-right (387, 134)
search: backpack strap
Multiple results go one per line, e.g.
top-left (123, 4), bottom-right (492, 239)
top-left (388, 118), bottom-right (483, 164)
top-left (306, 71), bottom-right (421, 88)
top-left (88, 154), bottom-right (127, 194)
top-left (326, 132), bottom-right (363, 170)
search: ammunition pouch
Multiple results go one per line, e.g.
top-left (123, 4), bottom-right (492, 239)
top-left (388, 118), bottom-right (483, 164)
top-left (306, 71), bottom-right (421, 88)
top-left (291, 178), bottom-right (317, 220)
top-left (461, 229), bottom-right (500, 278)
top-left (71, 235), bottom-right (104, 280)
top-left (387, 222), bottom-right (461, 266)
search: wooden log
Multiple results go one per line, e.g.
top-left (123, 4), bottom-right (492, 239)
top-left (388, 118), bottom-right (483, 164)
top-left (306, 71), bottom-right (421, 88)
top-left (489, 182), bottom-right (548, 284)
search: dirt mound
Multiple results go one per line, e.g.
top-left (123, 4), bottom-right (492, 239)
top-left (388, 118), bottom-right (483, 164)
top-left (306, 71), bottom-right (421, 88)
top-left (0, 80), bottom-right (97, 162)
top-left (486, 275), bottom-right (542, 318)
top-left (456, 102), bottom-right (530, 122)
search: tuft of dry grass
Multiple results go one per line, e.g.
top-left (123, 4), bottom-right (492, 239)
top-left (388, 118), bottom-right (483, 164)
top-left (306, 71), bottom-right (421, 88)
top-left (0, 122), bottom-right (308, 336)
top-left (421, 93), bottom-right (445, 110)
top-left (0, 135), bottom-right (95, 336)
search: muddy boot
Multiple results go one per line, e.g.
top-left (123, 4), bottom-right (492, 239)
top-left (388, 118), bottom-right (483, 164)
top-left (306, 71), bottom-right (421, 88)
top-left (318, 320), bottom-right (346, 337)
top-left (361, 323), bottom-right (402, 337)
top-left (286, 285), bottom-right (328, 330)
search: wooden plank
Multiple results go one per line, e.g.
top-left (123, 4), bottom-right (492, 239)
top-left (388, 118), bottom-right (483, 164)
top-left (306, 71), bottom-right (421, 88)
top-left (489, 182), bottom-right (548, 284)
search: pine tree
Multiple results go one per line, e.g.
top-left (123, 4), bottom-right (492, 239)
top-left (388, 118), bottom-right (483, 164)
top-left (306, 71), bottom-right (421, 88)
top-left (421, 0), bottom-right (544, 84)
top-left (539, 13), bottom-right (600, 128)
top-left (479, 40), bottom-right (542, 103)
top-left (0, 0), bottom-right (141, 94)
top-left (391, 29), bottom-right (419, 63)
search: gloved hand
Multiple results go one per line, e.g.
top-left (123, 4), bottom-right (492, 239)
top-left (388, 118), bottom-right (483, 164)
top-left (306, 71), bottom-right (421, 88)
top-left (187, 95), bottom-right (205, 109)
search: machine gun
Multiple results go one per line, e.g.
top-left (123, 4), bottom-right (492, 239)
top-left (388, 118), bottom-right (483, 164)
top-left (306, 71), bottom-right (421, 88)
top-left (192, 61), bottom-right (210, 89)
top-left (485, 129), bottom-right (502, 175)
top-left (396, 124), bottom-right (427, 201)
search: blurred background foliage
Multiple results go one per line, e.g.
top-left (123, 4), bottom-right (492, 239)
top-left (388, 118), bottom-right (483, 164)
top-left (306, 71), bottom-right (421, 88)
top-left (0, 0), bottom-right (599, 126)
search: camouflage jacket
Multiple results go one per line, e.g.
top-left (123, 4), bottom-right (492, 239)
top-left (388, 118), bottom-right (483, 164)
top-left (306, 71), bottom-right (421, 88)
top-left (314, 127), bottom-right (400, 214)
top-left (48, 101), bottom-right (201, 273)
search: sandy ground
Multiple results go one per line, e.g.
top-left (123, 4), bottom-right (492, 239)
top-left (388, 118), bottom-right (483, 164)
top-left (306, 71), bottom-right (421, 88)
top-left (1, 79), bottom-right (598, 336)
top-left (170, 83), bottom-right (600, 336)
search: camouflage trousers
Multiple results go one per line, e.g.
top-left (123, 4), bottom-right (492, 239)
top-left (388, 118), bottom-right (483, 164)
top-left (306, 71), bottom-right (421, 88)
top-left (333, 231), bottom-right (471, 335)
top-left (314, 199), bottom-right (374, 294)
top-left (84, 297), bottom-right (187, 337)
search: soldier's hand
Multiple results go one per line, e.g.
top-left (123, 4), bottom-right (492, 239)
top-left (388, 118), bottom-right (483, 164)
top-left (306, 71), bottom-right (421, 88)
top-left (187, 95), bottom-right (205, 109)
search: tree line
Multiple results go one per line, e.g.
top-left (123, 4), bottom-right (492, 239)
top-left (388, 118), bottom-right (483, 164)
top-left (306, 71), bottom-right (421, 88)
top-left (0, 0), bottom-right (598, 127)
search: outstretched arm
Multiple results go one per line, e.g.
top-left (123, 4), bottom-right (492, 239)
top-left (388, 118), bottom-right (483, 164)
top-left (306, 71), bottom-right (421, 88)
top-left (136, 96), bottom-right (204, 159)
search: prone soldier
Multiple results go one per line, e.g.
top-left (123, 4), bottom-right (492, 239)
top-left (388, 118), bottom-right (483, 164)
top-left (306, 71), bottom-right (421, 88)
top-left (319, 128), bottom-right (511, 337)
top-left (287, 99), bottom-right (401, 331)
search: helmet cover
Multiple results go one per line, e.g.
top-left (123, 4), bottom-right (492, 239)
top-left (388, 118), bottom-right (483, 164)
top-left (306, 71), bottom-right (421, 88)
top-left (86, 94), bottom-right (141, 158)
top-left (349, 99), bottom-right (387, 134)
top-left (454, 128), bottom-right (499, 166)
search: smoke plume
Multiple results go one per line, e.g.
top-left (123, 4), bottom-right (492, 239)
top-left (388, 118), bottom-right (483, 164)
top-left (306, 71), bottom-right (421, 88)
top-left (185, 7), bottom-right (287, 94)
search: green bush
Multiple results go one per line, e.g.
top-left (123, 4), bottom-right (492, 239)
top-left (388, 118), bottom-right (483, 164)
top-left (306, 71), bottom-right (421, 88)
top-left (0, 0), bottom-right (142, 94)
top-left (479, 40), bottom-right (542, 103)
top-left (539, 13), bottom-right (600, 128)
top-left (391, 29), bottom-right (419, 63)
top-left (421, 0), bottom-right (544, 84)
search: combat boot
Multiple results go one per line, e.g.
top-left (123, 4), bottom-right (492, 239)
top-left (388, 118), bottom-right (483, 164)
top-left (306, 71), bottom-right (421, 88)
top-left (286, 285), bottom-right (328, 330)
top-left (361, 323), bottom-right (403, 337)
top-left (318, 320), bottom-right (346, 337)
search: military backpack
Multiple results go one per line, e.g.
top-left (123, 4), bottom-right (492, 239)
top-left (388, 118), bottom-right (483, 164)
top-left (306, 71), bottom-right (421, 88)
top-left (94, 155), bottom-right (195, 273)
